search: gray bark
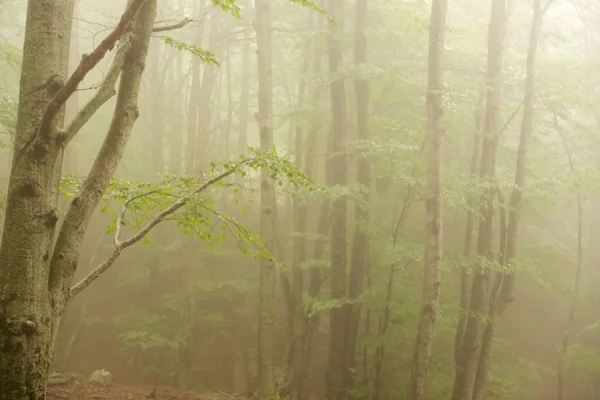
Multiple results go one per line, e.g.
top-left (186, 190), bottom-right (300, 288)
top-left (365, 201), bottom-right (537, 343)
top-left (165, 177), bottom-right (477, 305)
top-left (407, 0), bottom-right (447, 397)
top-left (255, 0), bottom-right (276, 397)
top-left (0, 1), bottom-right (156, 398)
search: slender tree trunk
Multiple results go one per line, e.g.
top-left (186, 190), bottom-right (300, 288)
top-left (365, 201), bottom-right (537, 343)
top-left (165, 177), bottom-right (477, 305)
top-left (169, 6), bottom-right (185, 174)
top-left (325, 0), bottom-right (349, 398)
top-left (471, 2), bottom-right (544, 399)
top-left (555, 115), bottom-right (584, 400)
top-left (407, 0), bottom-right (448, 396)
top-left (453, 91), bottom-right (484, 367)
top-left (289, 13), bottom-right (312, 397)
top-left (184, 1), bottom-right (206, 172)
top-left (194, 11), bottom-right (221, 169)
top-left (344, 0), bottom-right (371, 390)
top-left (451, 1), bottom-right (507, 399)
top-left (296, 32), bottom-right (327, 396)
top-left (149, 40), bottom-right (165, 174)
top-left (255, 0), bottom-right (276, 396)
top-left (238, 27), bottom-right (251, 154)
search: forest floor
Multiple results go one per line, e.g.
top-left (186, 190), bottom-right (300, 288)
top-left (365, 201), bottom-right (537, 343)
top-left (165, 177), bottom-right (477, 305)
top-left (46, 383), bottom-right (247, 400)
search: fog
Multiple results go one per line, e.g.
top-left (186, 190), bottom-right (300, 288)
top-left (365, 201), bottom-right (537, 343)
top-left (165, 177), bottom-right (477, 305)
top-left (0, 0), bottom-right (599, 399)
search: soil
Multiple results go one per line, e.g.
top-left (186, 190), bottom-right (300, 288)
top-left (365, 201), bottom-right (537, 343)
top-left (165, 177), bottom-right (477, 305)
top-left (46, 383), bottom-right (247, 400)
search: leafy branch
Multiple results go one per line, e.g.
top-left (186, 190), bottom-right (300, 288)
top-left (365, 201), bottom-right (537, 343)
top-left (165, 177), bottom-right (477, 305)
top-left (159, 37), bottom-right (220, 67)
top-left (67, 149), bottom-right (317, 298)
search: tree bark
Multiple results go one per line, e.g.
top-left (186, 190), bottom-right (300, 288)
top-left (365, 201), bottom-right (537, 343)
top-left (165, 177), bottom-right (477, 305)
top-left (238, 27), bottom-right (251, 154)
top-left (471, 3), bottom-right (544, 399)
top-left (407, 0), bottom-right (447, 397)
top-left (451, 1), bottom-right (507, 399)
top-left (325, 0), bottom-right (349, 398)
top-left (0, 0), bottom-right (156, 398)
top-left (453, 91), bottom-right (484, 368)
top-left (255, 0), bottom-right (276, 397)
top-left (0, 1), bottom-right (75, 397)
top-left (344, 0), bottom-right (371, 390)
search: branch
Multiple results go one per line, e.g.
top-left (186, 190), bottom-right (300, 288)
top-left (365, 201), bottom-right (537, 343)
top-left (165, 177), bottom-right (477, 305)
top-left (38, 0), bottom-right (148, 138)
top-left (152, 17), bottom-right (193, 32)
top-left (69, 159), bottom-right (253, 297)
top-left (63, 36), bottom-right (132, 144)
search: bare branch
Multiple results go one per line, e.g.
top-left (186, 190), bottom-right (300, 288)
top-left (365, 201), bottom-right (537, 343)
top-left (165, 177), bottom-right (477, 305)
top-left (152, 17), bottom-right (193, 32)
top-left (69, 159), bottom-right (253, 297)
top-left (38, 0), bottom-right (148, 138)
top-left (63, 36), bottom-right (132, 144)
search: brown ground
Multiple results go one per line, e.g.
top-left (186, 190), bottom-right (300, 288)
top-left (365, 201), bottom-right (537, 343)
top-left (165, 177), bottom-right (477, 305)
top-left (46, 383), bottom-right (246, 400)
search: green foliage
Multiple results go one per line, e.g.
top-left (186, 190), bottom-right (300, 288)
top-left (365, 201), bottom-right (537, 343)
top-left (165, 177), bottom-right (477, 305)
top-left (210, 0), bottom-right (242, 18)
top-left (160, 36), bottom-right (221, 67)
top-left (114, 309), bottom-right (178, 352)
top-left (60, 148), bottom-right (317, 262)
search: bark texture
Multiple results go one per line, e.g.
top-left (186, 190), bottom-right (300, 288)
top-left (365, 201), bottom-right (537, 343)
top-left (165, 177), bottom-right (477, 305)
top-left (325, 0), bottom-right (349, 398)
top-left (471, 2), bottom-right (543, 399)
top-left (0, 1), bottom-right (156, 398)
top-left (407, 0), bottom-right (447, 398)
top-left (344, 0), bottom-right (371, 390)
top-left (451, 1), bottom-right (507, 399)
top-left (0, 1), bottom-right (75, 397)
top-left (255, 0), bottom-right (277, 397)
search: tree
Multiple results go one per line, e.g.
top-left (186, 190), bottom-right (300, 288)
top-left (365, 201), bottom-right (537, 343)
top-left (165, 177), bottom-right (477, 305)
top-left (451, 0), bottom-right (507, 398)
top-left (471, 2), bottom-right (547, 399)
top-left (325, 0), bottom-right (349, 398)
top-left (343, 0), bottom-right (371, 392)
top-left (0, 1), bottom-right (156, 397)
top-left (407, 0), bottom-right (448, 398)
top-left (255, 0), bottom-right (277, 397)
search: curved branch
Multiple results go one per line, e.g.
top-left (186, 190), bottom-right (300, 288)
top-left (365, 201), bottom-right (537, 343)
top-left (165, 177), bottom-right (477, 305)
top-left (152, 17), bottom-right (193, 32)
top-left (38, 0), bottom-right (148, 138)
top-left (69, 159), bottom-right (253, 297)
top-left (63, 36), bottom-right (132, 145)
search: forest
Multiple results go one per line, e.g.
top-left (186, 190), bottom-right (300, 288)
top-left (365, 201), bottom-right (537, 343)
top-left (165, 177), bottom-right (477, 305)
top-left (0, 0), bottom-right (599, 399)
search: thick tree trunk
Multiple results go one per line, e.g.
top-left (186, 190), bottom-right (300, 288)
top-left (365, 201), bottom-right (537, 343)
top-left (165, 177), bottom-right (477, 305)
top-left (451, 1), bottom-right (506, 399)
top-left (0, 1), bottom-right (156, 397)
top-left (344, 0), bottom-right (371, 390)
top-left (407, 0), bottom-right (447, 398)
top-left (325, 0), bottom-right (349, 398)
top-left (0, 1), bottom-right (75, 397)
top-left (255, 0), bottom-right (276, 397)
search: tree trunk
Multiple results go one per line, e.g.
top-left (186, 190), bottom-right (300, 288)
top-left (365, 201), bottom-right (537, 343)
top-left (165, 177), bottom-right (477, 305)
top-left (471, 2), bottom-right (543, 399)
top-left (289, 13), bottom-right (312, 397)
top-left (453, 91), bottom-right (484, 368)
top-left (344, 0), bottom-right (371, 390)
top-left (325, 0), bottom-right (349, 398)
top-left (255, 0), bottom-right (276, 396)
top-left (238, 27), bottom-right (251, 154)
top-left (184, 1), bottom-right (206, 173)
top-left (0, 1), bottom-right (75, 397)
top-left (194, 10), bottom-right (221, 169)
top-left (451, 1), bottom-right (507, 399)
top-left (407, 0), bottom-right (448, 397)
top-left (0, 0), bottom-right (156, 397)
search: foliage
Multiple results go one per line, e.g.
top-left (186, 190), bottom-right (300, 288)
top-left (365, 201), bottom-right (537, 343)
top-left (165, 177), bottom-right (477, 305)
top-left (159, 37), bottom-right (221, 67)
top-left (60, 148), bottom-right (317, 261)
